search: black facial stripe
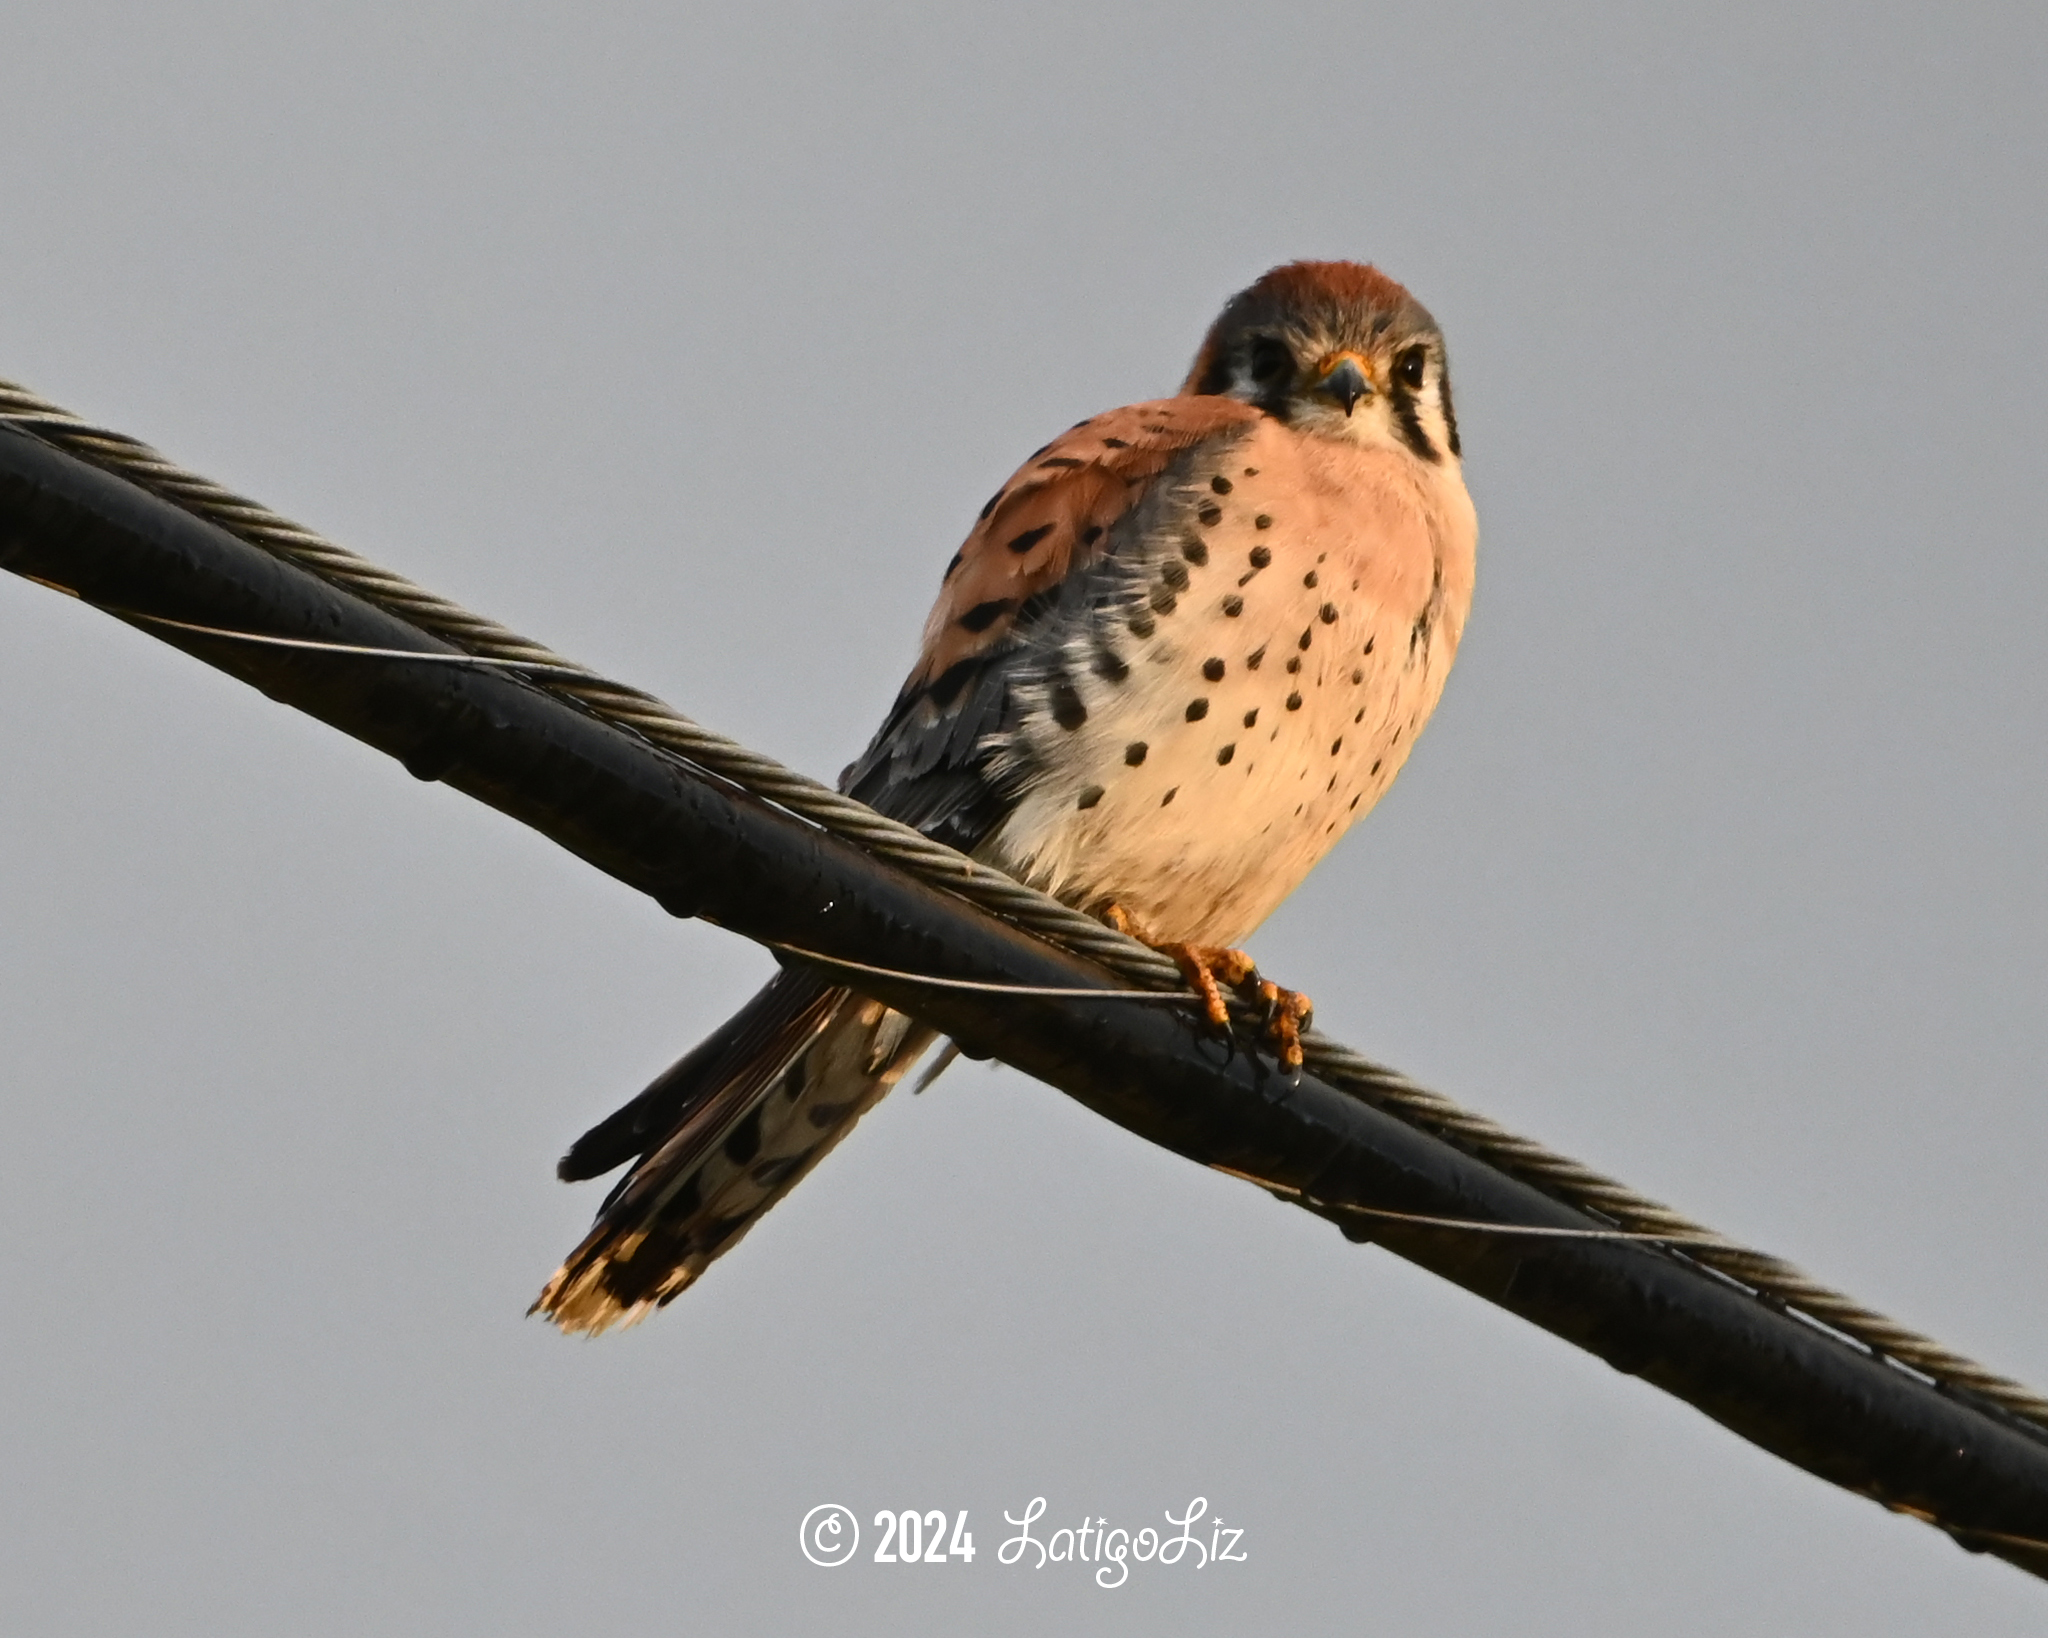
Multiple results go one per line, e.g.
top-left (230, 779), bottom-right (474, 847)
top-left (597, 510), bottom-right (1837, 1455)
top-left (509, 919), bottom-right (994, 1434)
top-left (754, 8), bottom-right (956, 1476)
top-left (1437, 369), bottom-right (1461, 457)
top-left (1388, 381), bottom-right (1439, 463)
top-left (1246, 335), bottom-right (1296, 420)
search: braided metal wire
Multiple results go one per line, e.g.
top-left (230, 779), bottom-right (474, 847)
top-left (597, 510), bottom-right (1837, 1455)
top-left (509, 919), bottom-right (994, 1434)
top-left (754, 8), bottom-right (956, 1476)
top-left (7, 375), bottom-right (2045, 1434)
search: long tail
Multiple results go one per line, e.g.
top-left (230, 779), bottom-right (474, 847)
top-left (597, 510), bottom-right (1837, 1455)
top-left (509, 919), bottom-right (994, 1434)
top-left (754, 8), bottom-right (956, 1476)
top-left (532, 969), bottom-right (938, 1334)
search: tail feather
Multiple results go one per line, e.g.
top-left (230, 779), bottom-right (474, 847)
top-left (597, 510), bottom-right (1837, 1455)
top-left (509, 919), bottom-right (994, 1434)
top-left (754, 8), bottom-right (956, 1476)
top-left (533, 986), bottom-right (937, 1334)
top-left (556, 971), bottom-right (841, 1184)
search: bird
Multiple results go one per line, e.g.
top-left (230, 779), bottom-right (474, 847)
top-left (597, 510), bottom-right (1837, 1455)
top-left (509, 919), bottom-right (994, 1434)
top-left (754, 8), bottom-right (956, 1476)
top-left (533, 260), bottom-right (1477, 1334)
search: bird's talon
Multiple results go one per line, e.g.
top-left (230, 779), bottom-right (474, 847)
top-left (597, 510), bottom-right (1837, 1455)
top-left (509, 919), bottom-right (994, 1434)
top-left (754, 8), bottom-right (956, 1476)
top-left (1258, 982), bottom-right (1314, 1069)
top-left (1166, 943), bottom-right (1237, 1028)
top-left (1102, 906), bottom-right (1310, 1067)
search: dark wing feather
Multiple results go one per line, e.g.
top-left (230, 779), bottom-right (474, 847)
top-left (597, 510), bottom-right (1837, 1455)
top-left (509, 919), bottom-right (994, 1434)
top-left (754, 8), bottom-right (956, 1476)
top-left (839, 396), bottom-right (1263, 851)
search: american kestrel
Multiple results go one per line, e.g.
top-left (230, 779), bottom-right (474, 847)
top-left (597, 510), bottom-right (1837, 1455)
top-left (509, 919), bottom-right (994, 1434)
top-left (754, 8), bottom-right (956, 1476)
top-left (536, 261), bottom-right (1477, 1333)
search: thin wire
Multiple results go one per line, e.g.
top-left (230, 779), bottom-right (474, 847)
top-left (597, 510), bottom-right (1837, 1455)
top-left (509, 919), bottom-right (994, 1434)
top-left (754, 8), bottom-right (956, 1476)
top-left (115, 610), bottom-right (605, 675)
top-left (1209, 1166), bottom-right (1740, 1247)
top-left (767, 942), bottom-right (1204, 1004)
top-left (8, 377), bottom-right (2048, 1438)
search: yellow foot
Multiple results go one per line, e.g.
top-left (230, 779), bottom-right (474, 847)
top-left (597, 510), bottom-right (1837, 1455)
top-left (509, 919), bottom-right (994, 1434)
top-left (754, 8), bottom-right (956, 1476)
top-left (1101, 904), bottom-right (1314, 1069)
top-left (1251, 977), bottom-right (1315, 1070)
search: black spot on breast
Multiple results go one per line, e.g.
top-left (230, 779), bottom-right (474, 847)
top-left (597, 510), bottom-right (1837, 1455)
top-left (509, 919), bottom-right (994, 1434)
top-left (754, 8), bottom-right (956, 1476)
top-left (1285, 655), bottom-right (1301, 674)
top-left (1202, 657), bottom-right (1226, 681)
top-left (1041, 455), bottom-right (1085, 469)
top-left (1351, 668), bottom-right (1364, 684)
top-left (1247, 644), bottom-right (1267, 669)
top-left (1076, 785), bottom-right (1105, 809)
top-left (1363, 636), bottom-right (1376, 656)
top-left (1197, 502), bottom-right (1223, 526)
top-left (1007, 523), bottom-right (1056, 554)
top-left (1185, 698), bottom-right (1209, 721)
top-left (1304, 570), bottom-right (1319, 588)
top-left (1182, 536), bottom-right (1209, 566)
top-left (1128, 611), bottom-right (1156, 638)
top-left (1161, 787), bottom-right (1177, 806)
top-left (1161, 559), bottom-right (1190, 592)
top-left (1092, 646), bottom-right (1129, 683)
top-left (1103, 437), bottom-right (1130, 448)
top-left (1286, 692), bottom-right (1303, 711)
top-left (1125, 742), bottom-right (1148, 765)
top-left (1210, 475), bottom-right (1233, 494)
top-left (1371, 758), bottom-right (1382, 774)
top-left (1354, 708), bottom-right (1365, 723)
top-left (1254, 514), bottom-right (1273, 530)
top-left (1320, 603), bottom-right (1339, 624)
top-left (1331, 737), bottom-right (1343, 754)
top-left (1249, 545), bottom-right (1272, 568)
top-left (959, 598), bottom-right (1014, 633)
top-left (1049, 679), bottom-right (1087, 730)
top-left (978, 489), bottom-right (1005, 521)
top-left (1244, 466), bottom-right (1259, 476)
top-left (1217, 743), bottom-right (1235, 765)
top-left (1350, 794), bottom-right (1361, 810)
top-left (1298, 628), bottom-right (1313, 650)
top-left (1242, 708), bottom-right (1259, 728)
top-left (1222, 594), bottom-right (1244, 617)
top-left (1150, 584), bottom-right (1178, 614)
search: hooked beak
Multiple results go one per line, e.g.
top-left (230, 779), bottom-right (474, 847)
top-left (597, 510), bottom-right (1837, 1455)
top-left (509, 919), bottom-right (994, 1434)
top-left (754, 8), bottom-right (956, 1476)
top-left (1316, 354), bottom-right (1374, 416)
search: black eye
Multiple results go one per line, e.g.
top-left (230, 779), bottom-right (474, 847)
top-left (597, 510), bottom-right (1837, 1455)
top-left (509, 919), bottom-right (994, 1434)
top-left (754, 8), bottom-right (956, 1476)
top-left (1248, 336), bottom-right (1295, 386)
top-left (1396, 347), bottom-right (1428, 391)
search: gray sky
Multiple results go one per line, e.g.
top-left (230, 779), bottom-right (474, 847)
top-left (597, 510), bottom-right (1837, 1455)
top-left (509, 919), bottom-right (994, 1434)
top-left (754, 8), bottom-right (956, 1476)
top-left (3, 3), bottom-right (2045, 1632)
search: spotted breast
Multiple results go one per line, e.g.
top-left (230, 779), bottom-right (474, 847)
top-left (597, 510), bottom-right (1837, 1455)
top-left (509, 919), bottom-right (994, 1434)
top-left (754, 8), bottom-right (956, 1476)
top-left (870, 399), bottom-right (1475, 946)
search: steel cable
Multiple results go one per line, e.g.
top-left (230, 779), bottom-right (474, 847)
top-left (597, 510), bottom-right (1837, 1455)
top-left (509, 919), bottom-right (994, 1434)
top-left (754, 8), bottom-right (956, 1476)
top-left (6, 375), bottom-right (2045, 1435)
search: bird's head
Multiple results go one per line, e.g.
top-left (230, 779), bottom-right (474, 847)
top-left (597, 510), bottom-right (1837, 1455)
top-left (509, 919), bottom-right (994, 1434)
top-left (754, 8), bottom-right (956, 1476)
top-left (1182, 260), bottom-right (1460, 463)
